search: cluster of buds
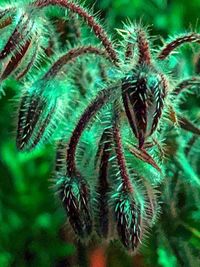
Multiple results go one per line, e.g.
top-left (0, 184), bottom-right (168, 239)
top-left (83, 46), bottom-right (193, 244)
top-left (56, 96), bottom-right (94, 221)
top-left (1, 0), bottom-right (200, 253)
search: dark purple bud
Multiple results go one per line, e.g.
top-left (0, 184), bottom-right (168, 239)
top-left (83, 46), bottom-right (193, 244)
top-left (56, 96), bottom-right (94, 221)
top-left (57, 175), bottom-right (92, 238)
top-left (122, 67), bottom-right (168, 148)
top-left (16, 79), bottom-right (65, 151)
top-left (114, 191), bottom-right (142, 251)
top-left (0, 12), bottom-right (33, 61)
top-left (1, 38), bottom-right (32, 81)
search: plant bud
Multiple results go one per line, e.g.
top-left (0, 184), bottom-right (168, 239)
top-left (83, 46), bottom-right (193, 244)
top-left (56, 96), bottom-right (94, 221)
top-left (122, 67), bottom-right (167, 148)
top-left (114, 191), bottom-right (142, 251)
top-left (57, 175), bottom-right (92, 238)
top-left (16, 79), bottom-right (66, 151)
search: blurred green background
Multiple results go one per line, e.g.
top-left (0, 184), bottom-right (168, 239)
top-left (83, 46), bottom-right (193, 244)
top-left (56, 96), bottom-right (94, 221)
top-left (0, 0), bottom-right (200, 266)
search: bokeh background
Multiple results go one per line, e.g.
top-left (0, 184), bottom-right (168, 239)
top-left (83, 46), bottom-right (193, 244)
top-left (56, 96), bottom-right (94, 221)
top-left (0, 0), bottom-right (200, 266)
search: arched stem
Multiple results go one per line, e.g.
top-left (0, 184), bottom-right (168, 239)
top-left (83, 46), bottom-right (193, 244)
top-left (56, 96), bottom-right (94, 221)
top-left (67, 86), bottom-right (119, 176)
top-left (172, 76), bottom-right (200, 135)
top-left (95, 129), bottom-right (112, 238)
top-left (112, 105), bottom-right (133, 192)
top-left (44, 46), bottom-right (110, 79)
top-left (173, 77), bottom-right (200, 95)
top-left (158, 33), bottom-right (200, 60)
top-left (34, 0), bottom-right (119, 64)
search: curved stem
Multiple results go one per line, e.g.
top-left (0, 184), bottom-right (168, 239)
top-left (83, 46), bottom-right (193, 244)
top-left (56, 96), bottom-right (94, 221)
top-left (184, 135), bottom-right (198, 156)
top-left (158, 33), bottom-right (200, 60)
top-left (112, 105), bottom-right (133, 192)
top-left (44, 46), bottom-right (110, 79)
top-left (95, 129), bottom-right (111, 238)
top-left (34, 0), bottom-right (119, 64)
top-left (67, 86), bottom-right (119, 176)
top-left (172, 77), bottom-right (200, 135)
top-left (173, 77), bottom-right (200, 95)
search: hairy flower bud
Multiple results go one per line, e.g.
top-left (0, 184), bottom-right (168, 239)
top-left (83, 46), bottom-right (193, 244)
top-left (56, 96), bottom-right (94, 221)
top-left (113, 191), bottom-right (142, 251)
top-left (16, 79), bottom-right (66, 151)
top-left (122, 66), bottom-right (168, 148)
top-left (57, 175), bottom-right (92, 238)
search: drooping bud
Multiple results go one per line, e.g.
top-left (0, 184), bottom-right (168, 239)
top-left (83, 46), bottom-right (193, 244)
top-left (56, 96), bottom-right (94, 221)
top-left (0, 38), bottom-right (32, 81)
top-left (122, 67), bottom-right (168, 148)
top-left (113, 191), bottom-right (142, 251)
top-left (16, 79), bottom-right (66, 151)
top-left (0, 11), bottom-right (34, 61)
top-left (0, 8), bottom-right (44, 84)
top-left (57, 175), bottom-right (92, 238)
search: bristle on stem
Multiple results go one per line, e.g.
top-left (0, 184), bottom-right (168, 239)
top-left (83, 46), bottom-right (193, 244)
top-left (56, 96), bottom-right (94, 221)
top-left (158, 33), bottom-right (200, 60)
top-left (44, 46), bottom-right (110, 79)
top-left (136, 27), bottom-right (151, 65)
top-left (112, 107), bottom-right (133, 192)
top-left (173, 77), bottom-right (200, 95)
top-left (66, 86), bottom-right (118, 177)
top-left (95, 130), bottom-right (111, 238)
top-left (34, 0), bottom-right (119, 64)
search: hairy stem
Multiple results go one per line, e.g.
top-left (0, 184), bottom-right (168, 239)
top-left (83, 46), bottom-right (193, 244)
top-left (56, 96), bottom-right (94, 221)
top-left (95, 130), bottom-right (111, 238)
top-left (173, 77), bottom-right (200, 95)
top-left (44, 46), bottom-right (110, 78)
top-left (112, 106), bottom-right (133, 192)
top-left (34, 0), bottom-right (119, 64)
top-left (158, 33), bottom-right (200, 60)
top-left (67, 86), bottom-right (119, 176)
top-left (136, 27), bottom-right (151, 64)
